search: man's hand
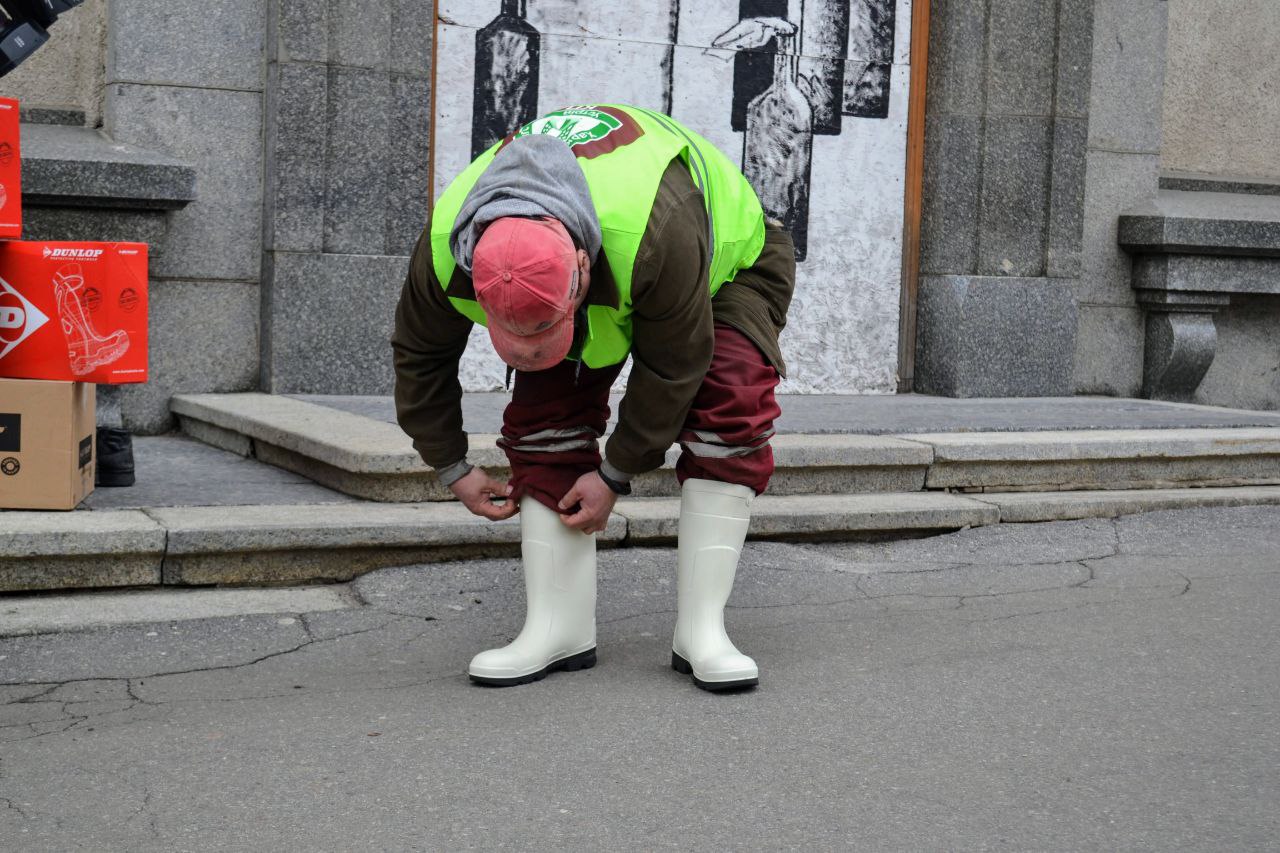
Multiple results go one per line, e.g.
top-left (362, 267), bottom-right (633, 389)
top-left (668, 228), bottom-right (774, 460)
top-left (558, 470), bottom-right (618, 534)
top-left (449, 468), bottom-right (518, 521)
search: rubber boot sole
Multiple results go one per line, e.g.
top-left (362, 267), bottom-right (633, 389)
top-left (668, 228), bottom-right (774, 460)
top-left (671, 652), bottom-right (759, 692)
top-left (468, 647), bottom-right (597, 687)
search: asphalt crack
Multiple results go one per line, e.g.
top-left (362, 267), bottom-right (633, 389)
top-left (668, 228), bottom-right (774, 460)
top-left (0, 615), bottom-right (417, 713)
top-left (126, 781), bottom-right (159, 841)
top-left (1, 796), bottom-right (30, 820)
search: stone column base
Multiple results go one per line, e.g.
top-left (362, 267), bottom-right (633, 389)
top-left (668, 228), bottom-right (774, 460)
top-left (914, 276), bottom-right (1079, 397)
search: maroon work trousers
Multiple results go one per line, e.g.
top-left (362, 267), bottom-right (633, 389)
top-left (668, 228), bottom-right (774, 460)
top-left (499, 323), bottom-right (781, 514)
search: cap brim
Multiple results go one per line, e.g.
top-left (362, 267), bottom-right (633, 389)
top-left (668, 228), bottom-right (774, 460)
top-left (487, 312), bottom-right (575, 373)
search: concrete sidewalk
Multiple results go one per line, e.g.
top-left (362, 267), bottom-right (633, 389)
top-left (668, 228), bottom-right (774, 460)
top-left (1, 503), bottom-right (1277, 850)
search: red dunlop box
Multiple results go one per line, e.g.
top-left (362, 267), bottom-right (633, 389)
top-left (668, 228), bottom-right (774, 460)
top-left (0, 241), bottom-right (149, 384)
top-left (0, 97), bottom-right (20, 238)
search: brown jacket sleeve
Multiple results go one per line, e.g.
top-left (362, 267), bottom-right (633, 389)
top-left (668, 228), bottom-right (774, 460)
top-left (603, 164), bottom-right (715, 476)
top-left (391, 225), bottom-right (475, 470)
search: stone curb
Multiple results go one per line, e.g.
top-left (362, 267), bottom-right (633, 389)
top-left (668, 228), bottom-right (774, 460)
top-left (919, 428), bottom-right (1280, 490)
top-left (172, 393), bottom-right (935, 501)
top-left (0, 510), bottom-right (165, 591)
top-left (971, 484), bottom-right (1280, 523)
top-left (7, 486), bottom-right (1280, 592)
top-left (915, 428), bottom-right (1280, 461)
top-left (5, 493), bottom-right (986, 591)
top-left (145, 503), bottom-right (627, 587)
top-left (615, 493), bottom-right (997, 542)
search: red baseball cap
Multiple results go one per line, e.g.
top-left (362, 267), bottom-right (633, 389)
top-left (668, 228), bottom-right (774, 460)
top-left (472, 216), bottom-right (579, 372)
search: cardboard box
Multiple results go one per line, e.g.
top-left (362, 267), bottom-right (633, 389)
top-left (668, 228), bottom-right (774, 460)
top-left (0, 97), bottom-right (20, 239)
top-left (0, 378), bottom-right (94, 510)
top-left (0, 241), bottom-right (149, 384)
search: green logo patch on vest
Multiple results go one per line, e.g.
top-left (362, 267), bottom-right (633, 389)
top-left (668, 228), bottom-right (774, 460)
top-left (508, 106), bottom-right (644, 160)
top-left (516, 107), bottom-right (621, 146)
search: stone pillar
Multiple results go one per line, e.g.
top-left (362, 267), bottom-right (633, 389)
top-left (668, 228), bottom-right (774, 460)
top-left (260, 1), bottom-right (433, 394)
top-left (102, 0), bottom-right (268, 432)
top-left (914, 0), bottom-right (1093, 396)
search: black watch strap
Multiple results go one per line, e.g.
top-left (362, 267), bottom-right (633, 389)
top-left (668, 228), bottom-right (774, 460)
top-left (597, 467), bottom-right (632, 496)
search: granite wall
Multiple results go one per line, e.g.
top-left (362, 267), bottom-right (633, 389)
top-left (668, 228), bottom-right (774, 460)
top-left (914, 0), bottom-right (1092, 396)
top-left (1076, 0), bottom-right (1280, 413)
top-left (260, 0), bottom-right (432, 396)
top-left (99, 0), bottom-right (267, 433)
top-left (4, 1), bottom-right (432, 431)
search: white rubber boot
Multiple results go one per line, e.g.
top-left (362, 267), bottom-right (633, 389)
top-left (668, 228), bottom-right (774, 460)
top-left (468, 496), bottom-right (598, 686)
top-left (671, 478), bottom-right (759, 691)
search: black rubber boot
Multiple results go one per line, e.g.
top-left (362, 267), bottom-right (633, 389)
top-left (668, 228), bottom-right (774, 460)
top-left (95, 427), bottom-right (135, 487)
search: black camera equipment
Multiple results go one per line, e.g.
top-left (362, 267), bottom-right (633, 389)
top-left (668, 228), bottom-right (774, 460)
top-left (2, 0), bottom-right (83, 28)
top-left (0, 0), bottom-right (84, 79)
top-left (0, 15), bottom-right (47, 78)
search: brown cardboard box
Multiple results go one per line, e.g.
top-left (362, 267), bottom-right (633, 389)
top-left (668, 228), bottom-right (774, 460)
top-left (0, 378), bottom-right (94, 510)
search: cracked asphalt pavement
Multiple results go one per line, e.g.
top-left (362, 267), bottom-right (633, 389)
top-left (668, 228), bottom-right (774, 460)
top-left (2, 505), bottom-right (1278, 851)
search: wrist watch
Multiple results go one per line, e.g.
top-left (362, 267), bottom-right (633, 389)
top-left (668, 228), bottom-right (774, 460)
top-left (597, 467), bottom-right (632, 496)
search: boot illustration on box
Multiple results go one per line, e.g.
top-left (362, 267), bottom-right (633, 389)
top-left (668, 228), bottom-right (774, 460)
top-left (53, 263), bottom-right (129, 375)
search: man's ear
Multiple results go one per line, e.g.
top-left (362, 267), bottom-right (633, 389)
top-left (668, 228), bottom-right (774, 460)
top-left (576, 249), bottom-right (590, 275)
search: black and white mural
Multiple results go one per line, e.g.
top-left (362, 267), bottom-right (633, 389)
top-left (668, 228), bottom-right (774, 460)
top-left (436, 0), bottom-right (913, 393)
top-left (469, 0), bottom-right (541, 159)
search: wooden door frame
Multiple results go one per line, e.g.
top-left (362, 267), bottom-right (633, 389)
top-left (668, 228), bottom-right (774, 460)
top-left (896, 0), bottom-right (931, 393)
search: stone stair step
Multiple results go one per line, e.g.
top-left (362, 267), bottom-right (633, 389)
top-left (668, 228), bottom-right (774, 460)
top-left (615, 492), bottom-right (997, 542)
top-left (0, 510), bottom-right (165, 591)
top-left (2, 493), bottom-right (985, 591)
top-left (920, 428), bottom-right (1280, 491)
top-left (148, 503), bottom-right (626, 587)
top-left (173, 393), bottom-right (1280, 501)
top-left (171, 393), bottom-right (934, 500)
top-left (974, 484), bottom-right (1280, 523)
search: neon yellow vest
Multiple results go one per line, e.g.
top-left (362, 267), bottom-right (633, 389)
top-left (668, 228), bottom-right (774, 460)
top-left (430, 104), bottom-right (766, 368)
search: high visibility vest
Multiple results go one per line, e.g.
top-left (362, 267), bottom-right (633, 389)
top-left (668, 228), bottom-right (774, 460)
top-left (430, 104), bottom-right (766, 368)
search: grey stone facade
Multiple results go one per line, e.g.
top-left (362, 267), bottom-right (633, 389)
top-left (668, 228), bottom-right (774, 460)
top-left (10, 1), bottom-right (432, 432)
top-left (914, 0), bottom-right (1245, 404)
top-left (916, 0), bottom-right (1097, 397)
top-left (1071, 0), bottom-right (1169, 399)
top-left (7, 0), bottom-right (1279, 428)
top-left (915, 275), bottom-right (1078, 398)
top-left (95, 0), bottom-right (268, 432)
top-left (260, 2), bottom-right (432, 395)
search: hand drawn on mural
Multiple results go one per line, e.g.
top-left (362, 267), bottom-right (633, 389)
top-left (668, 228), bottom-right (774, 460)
top-left (724, 1), bottom-right (789, 133)
top-left (471, 0), bottom-right (541, 160)
top-left (714, 0), bottom-right (896, 261)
